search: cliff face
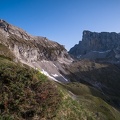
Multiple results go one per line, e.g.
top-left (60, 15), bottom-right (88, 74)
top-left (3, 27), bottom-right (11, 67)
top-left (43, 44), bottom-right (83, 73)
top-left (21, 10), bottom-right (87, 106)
top-left (1, 20), bottom-right (120, 120)
top-left (0, 19), bottom-right (73, 83)
top-left (69, 30), bottom-right (120, 61)
top-left (0, 19), bottom-right (71, 62)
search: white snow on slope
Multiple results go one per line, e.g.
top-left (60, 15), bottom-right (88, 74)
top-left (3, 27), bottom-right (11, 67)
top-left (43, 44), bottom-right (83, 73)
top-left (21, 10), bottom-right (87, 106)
top-left (41, 69), bottom-right (61, 83)
top-left (53, 63), bottom-right (57, 68)
top-left (51, 74), bottom-right (58, 77)
top-left (41, 69), bottom-right (68, 82)
top-left (92, 50), bottom-right (110, 53)
top-left (77, 55), bottom-right (81, 58)
top-left (60, 74), bottom-right (68, 81)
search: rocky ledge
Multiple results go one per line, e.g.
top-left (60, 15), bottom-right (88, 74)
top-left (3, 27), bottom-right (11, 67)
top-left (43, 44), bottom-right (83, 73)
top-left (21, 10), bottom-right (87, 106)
top-left (0, 19), bottom-right (73, 83)
top-left (69, 30), bottom-right (120, 62)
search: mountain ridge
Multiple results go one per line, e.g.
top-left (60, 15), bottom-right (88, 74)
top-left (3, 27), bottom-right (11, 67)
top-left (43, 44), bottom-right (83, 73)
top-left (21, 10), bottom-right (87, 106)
top-left (0, 20), bottom-right (120, 119)
top-left (69, 30), bottom-right (120, 62)
top-left (0, 19), bottom-right (73, 83)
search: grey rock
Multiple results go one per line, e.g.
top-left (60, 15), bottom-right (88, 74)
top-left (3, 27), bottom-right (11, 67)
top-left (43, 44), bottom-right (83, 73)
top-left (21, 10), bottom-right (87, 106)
top-left (0, 19), bottom-right (73, 83)
top-left (69, 30), bottom-right (120, 62)
top-left (0, 19), bottom-right (72, 62)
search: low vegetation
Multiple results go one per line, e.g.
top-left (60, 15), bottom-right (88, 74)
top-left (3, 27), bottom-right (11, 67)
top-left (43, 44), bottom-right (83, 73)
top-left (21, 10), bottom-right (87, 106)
top-left (0, 57), bottom-right (62, 119)
top-left (0, 43), bottom-right (15, 60)
top-left (59, 82), bottom-right (120, 120)
top-left (0, 56), bottom-right (120, 120)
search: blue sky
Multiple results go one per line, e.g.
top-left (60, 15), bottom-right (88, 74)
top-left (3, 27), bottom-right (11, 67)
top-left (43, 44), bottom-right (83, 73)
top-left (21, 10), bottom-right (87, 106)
top-left (0, 0), bottom-right (120, 50)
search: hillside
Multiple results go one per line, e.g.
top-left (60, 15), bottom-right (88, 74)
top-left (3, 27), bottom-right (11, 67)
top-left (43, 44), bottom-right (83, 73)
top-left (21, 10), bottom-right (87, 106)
top-left (0, 19), bottom-right (73, 83)
top-left (0, 55), bottom-right (120, 120)
top-left (0, 20), bottom-right (120, 120)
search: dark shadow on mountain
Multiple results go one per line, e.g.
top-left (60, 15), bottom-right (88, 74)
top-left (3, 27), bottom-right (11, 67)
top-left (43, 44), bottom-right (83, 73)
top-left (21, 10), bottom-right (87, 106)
top-left (54, 76), bottom-right (69, 83)
top-left (60, 60), bottom-right (120, 111)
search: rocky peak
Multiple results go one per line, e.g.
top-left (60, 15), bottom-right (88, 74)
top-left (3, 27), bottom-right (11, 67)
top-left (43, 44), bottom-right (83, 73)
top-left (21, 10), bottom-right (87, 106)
top-left (0, 19), bottom-right (33, 40)
top-left (0, 19), bottom-right (9, 30)
top-left (69, 30), bottom-right (120, 62)
top-left (0, 19), bottom-right (71, 61)
top-left (0, 19), bottom-right (73, 83)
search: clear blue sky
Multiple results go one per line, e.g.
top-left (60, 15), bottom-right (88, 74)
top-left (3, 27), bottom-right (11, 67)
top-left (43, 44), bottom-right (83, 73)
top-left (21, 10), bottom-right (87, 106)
top-left (0, 0), bottom-right (120, 50)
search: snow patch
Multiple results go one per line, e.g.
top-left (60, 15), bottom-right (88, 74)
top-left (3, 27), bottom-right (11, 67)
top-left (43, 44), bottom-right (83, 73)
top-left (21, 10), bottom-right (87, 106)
top-left (77, 55), bottom-right (81, 58)
top-left (92, 50), bottom-right (110, 54)
top-left (41, 69), bottom-right (50, 77)
top-left (60, 74), bottom-right (68, 81)
top-left (51, 74), bottom-right (58, 77)
top-left (41, 69), bottom-right (61, 83)
top-left (53, 63), bottom-right (57, 68)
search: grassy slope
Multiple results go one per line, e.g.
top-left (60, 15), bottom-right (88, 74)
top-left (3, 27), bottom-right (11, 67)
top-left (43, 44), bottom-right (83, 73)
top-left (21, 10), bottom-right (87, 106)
top-left (0, 43), bottom-right (15, 60)
top-left (60, 82), bottom-right (120, 120)
top-left (0, 57), bottom-right (62, 120)
top-left (65, 60), bottom-right (120, 103)
top-left (0, 44), bottom-right (120, 119)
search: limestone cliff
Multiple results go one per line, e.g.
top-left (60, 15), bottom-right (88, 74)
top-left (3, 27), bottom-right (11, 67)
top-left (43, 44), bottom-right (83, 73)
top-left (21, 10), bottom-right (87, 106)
top-left (69, 30), bottom-right (120, 61)
top-left (0, 19), bottom-right (72, 61)
top-left (0, 19), bottom-right (73, 82)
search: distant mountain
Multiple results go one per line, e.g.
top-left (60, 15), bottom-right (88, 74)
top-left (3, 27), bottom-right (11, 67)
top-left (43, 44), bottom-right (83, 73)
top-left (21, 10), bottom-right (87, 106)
top-left (1, 56), bottom-right (120, 120)
top-left (0, 20), bottom-right (120, 119)
top-left (69, 30), bottom-right (120, 62)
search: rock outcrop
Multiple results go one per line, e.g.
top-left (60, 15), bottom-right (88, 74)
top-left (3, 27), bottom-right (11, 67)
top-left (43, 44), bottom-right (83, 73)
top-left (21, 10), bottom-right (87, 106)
top-left (0, 19), bottom-right (73, 82)
top-left (69, 30), bottom-right (120, 62)
top-left (0, 19), bottom-right (72, 61)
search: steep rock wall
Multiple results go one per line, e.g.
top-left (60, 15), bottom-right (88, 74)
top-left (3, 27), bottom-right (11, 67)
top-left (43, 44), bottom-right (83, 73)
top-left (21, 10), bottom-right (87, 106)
top-left (0, 19), bottom-right (71, 62)
top-left (69, 30), bottom-right (120, 61)
top-left (0, 19), bottom-right (73, 83)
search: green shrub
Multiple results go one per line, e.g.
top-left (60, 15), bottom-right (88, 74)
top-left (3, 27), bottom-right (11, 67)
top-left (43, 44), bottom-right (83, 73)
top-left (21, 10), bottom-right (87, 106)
top-left (0, 57), bottom-right (62, 119)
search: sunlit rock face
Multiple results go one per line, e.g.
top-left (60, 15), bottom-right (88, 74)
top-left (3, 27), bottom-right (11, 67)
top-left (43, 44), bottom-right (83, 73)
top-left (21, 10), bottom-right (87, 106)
top-left (69, 30), bottom-right (120, 62)
top-left (0, 19), bottom-right (72, 62)
top-left (0, 19), bottom-right (73, 83)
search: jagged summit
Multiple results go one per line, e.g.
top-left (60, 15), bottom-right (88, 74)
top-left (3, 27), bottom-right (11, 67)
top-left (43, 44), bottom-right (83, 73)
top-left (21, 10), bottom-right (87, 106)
top-left (0, 19), bottom-right (73, 83)
top-left (83, 30), bottom-right (120, 35)
top-left (69, 30), bottom-right (120, 62)
top-left (0, 19), bottom-right (34, 40)
top-left (0, 19), bottom-right (68, 51)
top-left (0, 20), bottom-right (120, 120)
